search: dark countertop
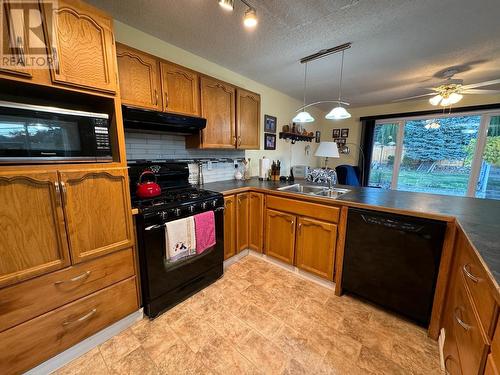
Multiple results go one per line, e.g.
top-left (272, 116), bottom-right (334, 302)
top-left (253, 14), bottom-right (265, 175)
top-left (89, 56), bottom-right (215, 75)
top-left (203, 178), bottom-right (500, 287)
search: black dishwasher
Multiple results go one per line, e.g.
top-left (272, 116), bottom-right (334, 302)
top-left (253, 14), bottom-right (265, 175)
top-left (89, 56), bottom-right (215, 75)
top-left (342, 208), bottom-right (446, 327)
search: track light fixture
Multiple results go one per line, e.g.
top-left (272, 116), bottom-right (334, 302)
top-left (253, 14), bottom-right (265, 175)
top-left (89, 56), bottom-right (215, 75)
top-left (218, 0), bottom-right (258, 29)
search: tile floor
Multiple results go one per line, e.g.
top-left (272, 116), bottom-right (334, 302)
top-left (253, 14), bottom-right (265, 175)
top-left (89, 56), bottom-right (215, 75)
top-left (54, 255), bottom-right (442, 375)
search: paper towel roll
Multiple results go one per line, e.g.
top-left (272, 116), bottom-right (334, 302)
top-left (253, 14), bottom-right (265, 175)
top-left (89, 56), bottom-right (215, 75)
top-left (259, 157), bottom-right (270, 179)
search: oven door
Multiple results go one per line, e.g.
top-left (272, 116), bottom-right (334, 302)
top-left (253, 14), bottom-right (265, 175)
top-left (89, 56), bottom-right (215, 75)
top-left (138, 209), bottom-right (224, 302)
top-left (0, 101), bottom-right (111, 163)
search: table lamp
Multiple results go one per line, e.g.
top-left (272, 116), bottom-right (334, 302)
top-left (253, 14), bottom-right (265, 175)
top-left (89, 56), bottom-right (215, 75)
top-left (314, 141), bottom-right (340, 168)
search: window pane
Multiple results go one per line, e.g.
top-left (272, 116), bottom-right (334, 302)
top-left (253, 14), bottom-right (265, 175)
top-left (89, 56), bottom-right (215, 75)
top-left (368, 122), bottom-right (399, 188)
top-left (476, 116), bottom-right (500, 200)
top-left (397, 116), bottom-right (481, 196)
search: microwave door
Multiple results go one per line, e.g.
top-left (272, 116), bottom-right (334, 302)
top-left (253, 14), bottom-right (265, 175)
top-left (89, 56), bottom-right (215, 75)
top-left (26, 119), bottom-right (83, 158)
top-left (0, 119), bottom-right (30, 157)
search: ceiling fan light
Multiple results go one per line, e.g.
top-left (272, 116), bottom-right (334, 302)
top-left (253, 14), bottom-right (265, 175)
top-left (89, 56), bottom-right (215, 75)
top-left (448, 93), bottom-right (463, 105)
top-left (440, 96), bottom-right (452, 106)
top-left (243, 8), bottom-right (258, 28)
top-left (293, 111), bottom-right (315, 123)
top-left (429, 95), bottom-right (443, 106)
top-left (218, 0), bottom-right (234, 11)
top-left (325, 106), bottom-right (351, 120)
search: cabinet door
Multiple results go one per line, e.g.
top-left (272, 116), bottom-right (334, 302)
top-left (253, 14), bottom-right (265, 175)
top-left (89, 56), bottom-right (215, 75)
top-left (236, 89), bottom-right (260, 149)
top-left (248, 192), bottom-right (264, 253)
top-left (265, 209), bottom-right (296, 265)
top-left (236, 193), bottom-right (249, 252)
top-left (0, 172), bottom-right (70, 288)
top-left (160, 62), bottom-right (200, 116)
top-left (116, 44), bottom-right (160, 110)
top-left (223, 195), bottom-right (236, 260)
top-left (42, 0), bottom-right (117, 93)
top-left (0, 1), bottom-right (33, 79)
top-left (200, 76), bottom-right (235, 148)
top-left (296, 217), bottom-right (337, 280)
top-left (59, 168), bottom-right (133, 263)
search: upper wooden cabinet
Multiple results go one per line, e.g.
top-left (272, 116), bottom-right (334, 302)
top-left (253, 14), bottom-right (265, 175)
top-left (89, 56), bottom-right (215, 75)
top-left (265, 209), bottom-right (296, 265)
top-left (223, 195), bottom-right (237, 260)
top-left (248, 192), bottom-right (264, 253)
top-left (42, 0), bottom-right (117, 93)
top-left (198, 76), bottom-right (236, 148)
top-left (58, 168), bottom-right (133, 263)
top-left (116, 43), bottom-right (160, 110)
top-left (237, 89), bottom-right (260, 149)
top-left (295, 217), bottom-right (337, 280)
top-left (160, 62), bottom-right (200, 116)
top-left (0, 171), bottom-right (70, 288)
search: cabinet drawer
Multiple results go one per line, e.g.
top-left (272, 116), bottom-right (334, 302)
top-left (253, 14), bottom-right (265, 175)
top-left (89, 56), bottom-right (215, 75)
top-left (0, 248), bottom-right (135, 332)
top-left (266, 195), bottom-right (340, 223)
top-left (485, 355), bottom-right (499, 375)
top-left (0, 277), bottom-right (138, 375)
top-left (453, 274), bottom-right (489, 375)
top-left (457, 233), bottom-right (496, 336)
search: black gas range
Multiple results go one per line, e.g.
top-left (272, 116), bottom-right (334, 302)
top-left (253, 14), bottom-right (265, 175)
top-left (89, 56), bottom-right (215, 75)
top-left (128, 160), bottom-right (224, 318)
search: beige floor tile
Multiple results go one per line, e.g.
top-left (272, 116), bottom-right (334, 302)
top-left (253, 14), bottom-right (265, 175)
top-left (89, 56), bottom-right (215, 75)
top-left (169, 314), bottom-right (222, 353)
top-left (205, 310), bottom-right (253, 345)
top-left (236, 330), bottom-right (288, 374)
top-left (99, 329), bottom-right (141, 366)
top-left (107, 347), bottom-right (159, 375)
top-left (155, 301), bottom-right (192, 326)
top-left (357, 346), bottom-right (406, 375)
top-left (391, 341), bottom-right (442, 375)
top-left (53, 348), bottom-right (109, 375)
top-left (295, 297), bottom-right (341, 330)
top-left (154, 340), bottom-right (214, 374)
top-left (240, 284), bottom-right (278, 310)
top-left (236, 303), bottom-right (283, 338)
top-left (183, 289), bottom-right (220, 317)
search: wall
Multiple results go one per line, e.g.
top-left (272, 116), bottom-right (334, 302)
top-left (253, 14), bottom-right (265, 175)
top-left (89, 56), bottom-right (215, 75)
top-left (323, 95), bottom-right (500, 169)
top-left (114, 21), bottom-right (328, 178)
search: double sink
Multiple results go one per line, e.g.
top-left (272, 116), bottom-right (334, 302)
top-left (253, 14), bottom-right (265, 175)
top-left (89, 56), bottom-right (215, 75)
top-left (277, 183), bottom-right (350, 199)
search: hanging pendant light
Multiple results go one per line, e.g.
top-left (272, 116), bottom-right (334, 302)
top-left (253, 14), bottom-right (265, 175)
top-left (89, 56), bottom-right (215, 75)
top-left (243, 7), bottom-right (258, 28)
top-left (326, 50), bottom-right (351, 120)
top-left (218, 0), bottom-right (234, 11)
top-left (293, 62), bottom-right (315, 123)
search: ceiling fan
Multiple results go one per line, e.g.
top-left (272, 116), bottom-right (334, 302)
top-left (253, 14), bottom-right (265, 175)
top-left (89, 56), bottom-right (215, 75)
top-left (395, 69), bottom-right (500, 107)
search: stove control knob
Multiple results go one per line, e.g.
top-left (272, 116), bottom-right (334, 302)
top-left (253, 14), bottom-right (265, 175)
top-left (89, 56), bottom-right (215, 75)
top-left (161, 211), bottom-right (167, 220)
top-left (211, 200), bottom-right (217, 207)
top-left (174, 208), bottom-right (181, 216)
top-left (188, 205), bottom-right (195, 213)
top-left (201, 202), bottom-right (208, 210)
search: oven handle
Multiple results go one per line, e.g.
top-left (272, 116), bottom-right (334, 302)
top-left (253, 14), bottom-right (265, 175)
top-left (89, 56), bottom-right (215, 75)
top-left (144, 207), bottom-right (224, 231)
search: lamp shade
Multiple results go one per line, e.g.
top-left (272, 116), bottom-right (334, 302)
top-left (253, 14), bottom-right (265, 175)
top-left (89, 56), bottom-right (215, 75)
top-left (292, 111), bottom-right (315, 123)
top-left (325, 106), bottom-right (351, 120)
top-left (314, 141), bottom-right (340, 158)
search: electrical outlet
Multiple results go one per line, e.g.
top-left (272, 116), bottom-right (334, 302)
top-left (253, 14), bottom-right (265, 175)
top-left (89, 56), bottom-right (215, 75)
top-left (207, 161), bottom-right (213, 170)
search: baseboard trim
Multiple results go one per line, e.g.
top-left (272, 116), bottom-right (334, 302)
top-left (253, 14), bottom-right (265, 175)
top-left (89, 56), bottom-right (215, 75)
top-left (25, 309), bottom-right (143, 375)
top-left (223, 250), bottom-right (249, 269)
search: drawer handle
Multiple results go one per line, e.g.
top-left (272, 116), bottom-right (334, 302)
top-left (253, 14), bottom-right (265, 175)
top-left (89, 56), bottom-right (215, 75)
top-left (62, 308), bottom-right (97, 327)
top-left (54, 271), bottom-right (91, 285)
top-left (454, 307), bottom-right (472, 331)
top-left (462, 264), bottom-right (481, 283)
top-left (444, 355), bottom-right (452, 375)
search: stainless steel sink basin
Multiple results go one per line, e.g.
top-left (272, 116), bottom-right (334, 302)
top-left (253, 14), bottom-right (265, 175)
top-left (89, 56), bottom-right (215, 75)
top-left (277, 184), bottom-right (350, 199)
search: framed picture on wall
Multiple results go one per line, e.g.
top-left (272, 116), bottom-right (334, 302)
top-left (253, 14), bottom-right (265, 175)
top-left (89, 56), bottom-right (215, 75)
top-left (264, 115), bottom-right (277, 133)
top-left (341, 128), bottom-right (349, 138)
top-left (264, 133), bottom-right (276, 150)
top-left (332, 129), bottom-right (341, 138)
top-left (315, 131), bottom-right (321, 143)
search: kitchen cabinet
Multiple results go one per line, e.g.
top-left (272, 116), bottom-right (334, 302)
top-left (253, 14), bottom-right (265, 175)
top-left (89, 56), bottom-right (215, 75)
top-left (295, 217), bottom-right (337, 280)
top-left (248, 192), bottom-right (264, 252)
top-left (59, 167), bottom-right (133, 263)
top-left (116, 43), bottom-right (161, 110)
top-left (236, 89), bottom-right (260, 149)
top-left (198, 76), bottom-right (236, 148)
top-left (265, 209), bottom-right (296, 265)
top-left (42, 0), bottom-right (117, 94)
top-left (160, 61), bottom-right (200, 116)
top-left (0, 171), bottom-right (70, 288)
top-left (236, 193), bottom-right (250, 252)
top-left (223, 195), bottom-right (237, 260)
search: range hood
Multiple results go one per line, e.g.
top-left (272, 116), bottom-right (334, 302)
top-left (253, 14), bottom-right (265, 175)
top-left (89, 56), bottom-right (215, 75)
top-left (122, 105), bottom-right (206, 134)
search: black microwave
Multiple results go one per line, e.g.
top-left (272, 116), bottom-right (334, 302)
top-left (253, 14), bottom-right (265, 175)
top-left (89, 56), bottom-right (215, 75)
top-left (0, 100), bottom-right (113, 163)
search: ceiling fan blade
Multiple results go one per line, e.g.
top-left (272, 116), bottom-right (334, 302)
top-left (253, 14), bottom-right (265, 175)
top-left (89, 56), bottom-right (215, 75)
top-left (461, 89), bottom-right (500, 94)
top-left (461, 79), bottom-right (500, 90)
top-left (392, 93), bottom-right (436, 102)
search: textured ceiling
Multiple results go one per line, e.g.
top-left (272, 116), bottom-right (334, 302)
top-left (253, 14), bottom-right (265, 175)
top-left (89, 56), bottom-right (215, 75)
top-left (89, 0), bottom-right (500, 109)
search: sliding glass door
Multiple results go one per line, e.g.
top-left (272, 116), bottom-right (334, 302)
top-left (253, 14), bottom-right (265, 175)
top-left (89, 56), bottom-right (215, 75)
top-left (367, 111), bottom-right (500, 200)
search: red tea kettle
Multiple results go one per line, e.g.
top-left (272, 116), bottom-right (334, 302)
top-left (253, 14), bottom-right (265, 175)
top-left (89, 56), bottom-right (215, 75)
top-left (136, 170), bottom-right (161, 199)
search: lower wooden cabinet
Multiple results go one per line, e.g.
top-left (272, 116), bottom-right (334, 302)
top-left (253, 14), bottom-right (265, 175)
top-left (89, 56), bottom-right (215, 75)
top-left (236, 193), bottom-right (249, 252)
top-left (223, 195), bottom-right (237, 260)
top-left (0, 277), bottom-right (138, 375)
top-left (265, 209), bottom-right (296, 265)
top-left (485, 355), bottom-right (499, 375)
top-left (295, 217), bottom-right (337, 280)
top-left (248, 192), bottom-right (264, 252)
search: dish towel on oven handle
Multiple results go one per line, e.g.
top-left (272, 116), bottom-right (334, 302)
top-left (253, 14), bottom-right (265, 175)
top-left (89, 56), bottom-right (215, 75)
top-left (164, 216), bottom-right (196, 262)
top-left (194, 210), bottom-right (216, 254)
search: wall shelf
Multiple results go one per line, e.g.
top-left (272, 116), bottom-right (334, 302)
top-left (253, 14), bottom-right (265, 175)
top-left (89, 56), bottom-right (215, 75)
top-left (279, 132), bottom-right (315, 143)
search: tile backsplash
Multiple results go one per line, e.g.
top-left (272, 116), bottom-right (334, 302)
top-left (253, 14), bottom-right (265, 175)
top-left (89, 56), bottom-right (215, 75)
top-left (125, 131), bottom-right (245, 184)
